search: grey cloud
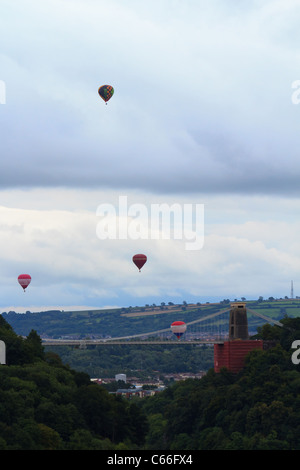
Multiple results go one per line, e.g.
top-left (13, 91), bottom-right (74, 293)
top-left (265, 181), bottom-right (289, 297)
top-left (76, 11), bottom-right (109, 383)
top-left (1, 0), bottom-right (300, 197)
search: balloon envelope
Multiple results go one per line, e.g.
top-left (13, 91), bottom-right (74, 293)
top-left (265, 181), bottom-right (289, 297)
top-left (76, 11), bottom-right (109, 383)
top-left (98, 85), bottom-right (114, 103)
top-left (132, 254), bottom-right (147, 272)
top-left (18, 274), bottom-right (31, 291)
top-left (171, 321), bottom-right (186, 339)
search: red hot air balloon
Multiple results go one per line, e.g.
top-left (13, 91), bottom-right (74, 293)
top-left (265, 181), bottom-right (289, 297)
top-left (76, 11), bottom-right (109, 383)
top-left (132, 254), bottom-right (147, 272)
top-left (18, 274), bottom-right (31, 292)
top-left (171, 321), bottom-right (187, 339)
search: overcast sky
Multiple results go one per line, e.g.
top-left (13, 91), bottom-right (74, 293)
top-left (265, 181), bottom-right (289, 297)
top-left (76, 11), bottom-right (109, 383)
top-left (1, 0), bottom-right (300, 313)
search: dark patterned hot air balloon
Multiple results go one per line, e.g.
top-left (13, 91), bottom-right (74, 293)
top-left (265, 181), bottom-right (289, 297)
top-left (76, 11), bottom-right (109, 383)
top-left (18, 274), bottom-right (31, 292)
top-left (132, 254), bottom-right (147, 272)
top-left (98, 85), bottom-right (114, 104)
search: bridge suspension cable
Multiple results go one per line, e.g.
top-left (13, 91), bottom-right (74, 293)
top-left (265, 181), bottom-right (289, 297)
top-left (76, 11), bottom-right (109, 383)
top-left (42, 307), bottom-right (231, 345)
top-left (247, 308), bottom-right (284, 328)
top-left (41, 305), bottom-right (286, 347)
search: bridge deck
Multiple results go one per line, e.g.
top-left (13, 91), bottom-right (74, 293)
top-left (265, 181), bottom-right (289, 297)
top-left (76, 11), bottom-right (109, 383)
top-left (42, 339), bottom-right (225, 346)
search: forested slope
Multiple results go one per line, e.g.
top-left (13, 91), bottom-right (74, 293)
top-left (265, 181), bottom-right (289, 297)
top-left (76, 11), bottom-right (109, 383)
top-left (140, 317), bottom-right (300, 450)
top-left (0, 314), bottom-right (299, 450)
top-left (0, 315), bottom-right (148, 450)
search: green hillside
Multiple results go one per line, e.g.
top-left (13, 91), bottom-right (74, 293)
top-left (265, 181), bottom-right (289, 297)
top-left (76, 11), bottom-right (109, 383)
top-left (2, 298), bottom-right (299, 339)
top-left (2, 298), bottom-right (299, 380)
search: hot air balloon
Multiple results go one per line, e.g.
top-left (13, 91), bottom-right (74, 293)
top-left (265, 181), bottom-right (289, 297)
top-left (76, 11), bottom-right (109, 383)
top-left (18, 274), bottom-right (31, 292)
top-left (171, 321), bottom-right (186, 339)
top-left (98, 84), bottom-right (114, 104)
top-left (132, 254), bottom-right (147, 272)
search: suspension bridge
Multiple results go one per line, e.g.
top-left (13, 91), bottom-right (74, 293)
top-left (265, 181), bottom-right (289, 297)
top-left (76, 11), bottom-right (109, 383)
top-left (42, 303), bottom-right (284, 347)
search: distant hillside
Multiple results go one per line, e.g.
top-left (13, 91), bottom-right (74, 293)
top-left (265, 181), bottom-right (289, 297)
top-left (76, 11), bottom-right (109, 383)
top-left (2, 298), bottom-right (300, 339)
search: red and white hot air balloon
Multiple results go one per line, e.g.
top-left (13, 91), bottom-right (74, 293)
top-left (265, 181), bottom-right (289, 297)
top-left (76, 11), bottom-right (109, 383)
top-left (171, 321), bottom-right (187, 339)
top-left (132, 254), bottom-right (147, 272)
top-left (18, 274), bottom-right (31, 292)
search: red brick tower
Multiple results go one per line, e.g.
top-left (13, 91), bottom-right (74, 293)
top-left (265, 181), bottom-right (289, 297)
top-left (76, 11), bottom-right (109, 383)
top-left (214, 302), bottom-right (263, 373)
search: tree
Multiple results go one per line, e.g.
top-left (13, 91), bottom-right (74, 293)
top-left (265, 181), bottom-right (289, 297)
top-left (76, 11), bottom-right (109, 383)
top-left (24, 330), bottom-right (45, 361)
top-left (145, 413), bottom-right (168, 450)
top-left (67, 429), bottom-right (113, 450)
top-left (256, 323), bottom-right (281, 341)
top-left (36, 423), bottom-right (63, 450)
top-left (126, 402), bottom-right (148, 446)
top-left (74, 385), bottom-right (115, 438)
top-left (198, 427), bottom-right (228, 450)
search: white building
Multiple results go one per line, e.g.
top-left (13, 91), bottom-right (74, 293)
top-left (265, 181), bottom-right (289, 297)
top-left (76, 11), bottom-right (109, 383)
top-left (115, 373), bottom-right (126, 383)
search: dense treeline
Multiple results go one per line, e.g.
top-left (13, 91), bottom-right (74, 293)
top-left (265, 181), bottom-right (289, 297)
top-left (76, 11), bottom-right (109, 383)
top-left (46, 344), bottom-right (214, 379)
top-left (0, 315), bottom-right (148, 449)
top-left (0, 314), bottom-right (300, 449)
top-left (140, 317), bottom-right (300, 450)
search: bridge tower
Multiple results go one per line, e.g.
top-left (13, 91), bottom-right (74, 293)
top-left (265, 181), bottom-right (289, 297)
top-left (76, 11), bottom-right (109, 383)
top-left (229, 302), bottom-right (248, 340)
top-left (214, 302), bottom-right (263, 373)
